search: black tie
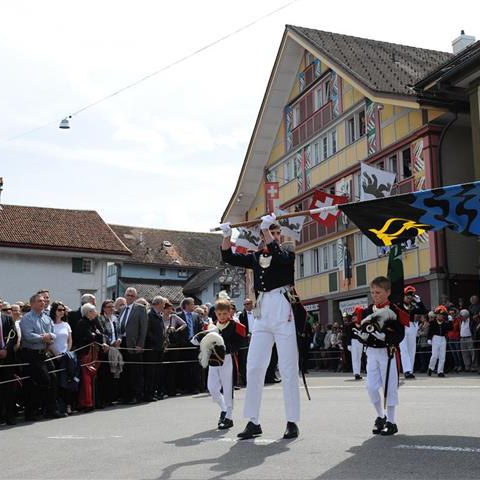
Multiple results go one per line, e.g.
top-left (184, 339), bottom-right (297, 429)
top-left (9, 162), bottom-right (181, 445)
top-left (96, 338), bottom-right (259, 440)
top-left (120, 306), bottom-right (130, 334)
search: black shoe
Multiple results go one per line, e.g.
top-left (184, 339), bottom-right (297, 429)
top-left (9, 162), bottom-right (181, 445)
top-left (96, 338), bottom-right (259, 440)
top-left (218, 411), bottom-right (227, 427)
top-left (354, 374), bottom-right (363, 380)
top-left (404, 371), bottom-right (416, 379)
top-left (438, 372), bottom-right (445, 378)
top-left (45, 411), bottom-right (68, 419)
top-left (128, 398), bottom-right (141, 405)
top-left (144, 396), bottom-right (157, 402)
top-left (380, 422), bottom-right (398, 436)
top-left (427, 369), bottom-right (433, 377)
top-left (237, 421), bottom-right (262, 439)
top-left (283, 422), bottom-right (299, 439)
top-left (218, 418), bottom-right (234, 430)
top-left (6, 418), bottom-right (17, 426)
top-left (372, 416), bottom-right (386, 435)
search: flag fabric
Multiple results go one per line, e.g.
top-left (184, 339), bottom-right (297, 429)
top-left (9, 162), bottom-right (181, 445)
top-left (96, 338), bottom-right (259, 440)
top-left (339, 181), bottom-right (480, 246)
top-left (235, 226), bottom-right (261, 252)
top-left (360, 163), bottom-right (396, 201)
top-left (276, 209), bottom-right (306, 241)
top-left (387, 244), bottom-right (404, 306)
top-left (310, 190), bottom-right (348, 227)
top-left (265, 182), bottom-right (279, 213)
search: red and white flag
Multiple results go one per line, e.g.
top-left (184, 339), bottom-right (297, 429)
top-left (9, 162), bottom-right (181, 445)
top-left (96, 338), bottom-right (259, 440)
top-left (309, 191), bottom-right (348, 227)
top-left (265, 182), bottom-right (279, 213)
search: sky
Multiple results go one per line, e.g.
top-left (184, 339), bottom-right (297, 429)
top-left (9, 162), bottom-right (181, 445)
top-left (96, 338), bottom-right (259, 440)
top-left (0, 0), bottom-right (479, 232)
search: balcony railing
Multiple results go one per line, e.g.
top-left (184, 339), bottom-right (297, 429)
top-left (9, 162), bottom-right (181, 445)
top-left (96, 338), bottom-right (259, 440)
top-left (291, 102), bottom-right (333, 149)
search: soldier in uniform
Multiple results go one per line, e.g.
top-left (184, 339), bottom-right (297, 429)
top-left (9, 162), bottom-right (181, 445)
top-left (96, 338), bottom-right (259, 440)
top-left (220, 214), bottom-right (300, 440)
top-left (355, 276), bottom-right (406, 436)
top-left (345, 306), bottom-right (364, 380)
top-left (399, 285), bottom-right (428, 379)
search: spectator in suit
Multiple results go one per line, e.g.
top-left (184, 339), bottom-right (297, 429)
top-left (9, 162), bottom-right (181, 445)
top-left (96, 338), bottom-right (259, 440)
top-left (114, 297), bottom-right (126, 316)
top-left (178, 297), bottom-right (203, 394)
top-left (118, 287), bottom-right (148, 404)
top-left (68, 293), bottom-right (96, 346)
top-left (144, 296), bottom-right (166, 402)
top-left (237, 298), bottom-right (255, 386)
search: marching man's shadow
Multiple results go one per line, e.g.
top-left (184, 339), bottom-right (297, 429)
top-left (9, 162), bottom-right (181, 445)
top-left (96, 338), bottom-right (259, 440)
top-left (317, 434), bottom-right (480, 479)
top-left (158, 429), bottom-right (295, 480)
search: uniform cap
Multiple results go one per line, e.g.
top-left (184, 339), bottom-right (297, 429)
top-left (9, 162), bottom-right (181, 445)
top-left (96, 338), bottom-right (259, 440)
top-left (404, 285), bottom-right (416, 295)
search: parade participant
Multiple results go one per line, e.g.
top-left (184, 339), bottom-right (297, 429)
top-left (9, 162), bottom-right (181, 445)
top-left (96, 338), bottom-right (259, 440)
top-left (220, 214), bottom-right (300, 440)
top-left (399, 286), bottom-right (427, 379)
top-left (355, 276), bottom-right (406, 436)
top-left (345, 307), bottom-right (364, 380)
top-left (201, 299), bottom-right (246, 430)
top-left (427, 305), bottom-right (453, 377)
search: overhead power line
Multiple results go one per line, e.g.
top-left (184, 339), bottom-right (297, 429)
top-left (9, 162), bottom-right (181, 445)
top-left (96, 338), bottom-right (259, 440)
top-left (0, 0), bottom-right (302, 146)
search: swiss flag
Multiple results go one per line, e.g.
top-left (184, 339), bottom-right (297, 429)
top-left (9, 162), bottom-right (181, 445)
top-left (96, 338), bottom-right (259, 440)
top-left (309, 190), bottom-right (348, 227)
top-left (265, 182), bottom-right (279, 199)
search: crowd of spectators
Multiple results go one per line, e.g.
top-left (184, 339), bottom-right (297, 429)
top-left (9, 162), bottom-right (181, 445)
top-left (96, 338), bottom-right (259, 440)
top-left (1, 289), bottom-right (479, 427)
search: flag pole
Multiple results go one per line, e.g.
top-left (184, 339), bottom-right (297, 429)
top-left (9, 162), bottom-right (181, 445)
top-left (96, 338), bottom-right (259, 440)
top-left (210, 206), bottom-right (339, 232)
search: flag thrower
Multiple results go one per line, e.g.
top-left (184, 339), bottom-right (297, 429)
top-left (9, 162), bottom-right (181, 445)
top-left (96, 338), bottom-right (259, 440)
top-left (210, 206), bottom-right (339, 232)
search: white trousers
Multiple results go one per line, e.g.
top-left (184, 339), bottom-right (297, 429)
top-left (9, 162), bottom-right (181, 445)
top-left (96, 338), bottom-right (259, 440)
top-left (244, 288), bottom-right (300, 423)
top-left (207, 354), bottom-right (233, 419)
top-left (429, 336), bottom-right (446, 373)
top-left (366, 348), bottom-right (398, 407)
top-left (351, 339), bottom-right (363, 376)
top-left (400, 322), bottom-right (418, 373)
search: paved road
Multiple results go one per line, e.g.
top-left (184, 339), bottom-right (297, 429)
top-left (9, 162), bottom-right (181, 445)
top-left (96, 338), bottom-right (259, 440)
top-left (3, 373), bottom-right (480, 479)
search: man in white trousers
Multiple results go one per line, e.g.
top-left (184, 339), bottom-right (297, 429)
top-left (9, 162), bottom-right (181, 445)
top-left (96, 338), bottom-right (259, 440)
top-left (427, 305), bottom-right (452, 377)
top-left (346, 307), bottom-right (364, 380)
top-left (399, 286), bottom-right (428, 379)
top-left (220, 214), bottom-right (300, 440)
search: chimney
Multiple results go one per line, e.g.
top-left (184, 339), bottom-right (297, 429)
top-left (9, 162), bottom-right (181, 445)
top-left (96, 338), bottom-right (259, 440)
top-left (452, 30), bottom-right (476, 54)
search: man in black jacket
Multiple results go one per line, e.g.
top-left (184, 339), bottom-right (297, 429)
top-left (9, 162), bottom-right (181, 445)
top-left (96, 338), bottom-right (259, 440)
top-left (144, 296), bottom-right (166, 401)
top-left (0, 310), bottom-right (18, 425)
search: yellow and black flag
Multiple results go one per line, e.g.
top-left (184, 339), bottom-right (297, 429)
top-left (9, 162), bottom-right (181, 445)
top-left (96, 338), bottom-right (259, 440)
top-left (339, 181), bottom-right (480, 246)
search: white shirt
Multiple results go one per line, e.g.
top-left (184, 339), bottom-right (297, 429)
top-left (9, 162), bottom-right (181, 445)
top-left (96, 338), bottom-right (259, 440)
top-left (246, 311), bottom-right (255, 333)
top-left (52, 322), bottom-right (71, 354)
top-left (460, 319), bottom-right (472, 337)
top-left (119, 305), bottom-right (132, 336)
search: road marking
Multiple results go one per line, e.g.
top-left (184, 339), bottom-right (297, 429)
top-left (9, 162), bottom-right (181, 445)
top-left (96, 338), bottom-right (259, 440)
top-left (183, 437), bottom-right (278, 444)
top-left (395, 444), bottom-right (480, 453)
top-left (47, 435), bottom-right (123, 440)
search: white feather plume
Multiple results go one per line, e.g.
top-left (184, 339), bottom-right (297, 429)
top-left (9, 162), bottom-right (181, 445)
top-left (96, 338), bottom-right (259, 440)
top-left (198, 332), bottom-right (225, 368)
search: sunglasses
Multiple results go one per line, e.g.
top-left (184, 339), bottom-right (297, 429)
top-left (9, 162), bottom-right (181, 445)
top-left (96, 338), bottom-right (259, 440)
top-left (57, 308), bottom-right (66, 311)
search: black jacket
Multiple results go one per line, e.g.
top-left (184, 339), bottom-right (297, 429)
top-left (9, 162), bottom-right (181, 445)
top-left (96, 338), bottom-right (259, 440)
top-left (427, 320), bottom-right (453, 339)
top-left (74, 317), bottom-right (106, 351)
top-left (145, 308), bottom-right (166, 351)
top-left (221, 241), bottom-right (294, 294)
top-left (218, 321), bottom-right (245, 354)
top-left (359, 304), bottom-right (405, 348)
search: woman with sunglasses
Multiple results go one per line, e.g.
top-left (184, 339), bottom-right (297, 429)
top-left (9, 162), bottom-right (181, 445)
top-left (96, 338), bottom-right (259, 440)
top-left (50, 301), bottom-right (73, 415)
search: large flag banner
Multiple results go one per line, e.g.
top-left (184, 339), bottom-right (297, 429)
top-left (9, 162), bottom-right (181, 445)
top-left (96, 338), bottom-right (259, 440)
top-left (277, 209), bottom-right (306, 241)
top-left (310, 190), bottom-right (348, 227)
top-left (235, 226), bottom-right (261, 252)
top-left (340, 181), bottom-right (480, 246)
top-left (360, 163), bottom-right (396, 201)
top-left (387, 244), bottom-right (404, 306)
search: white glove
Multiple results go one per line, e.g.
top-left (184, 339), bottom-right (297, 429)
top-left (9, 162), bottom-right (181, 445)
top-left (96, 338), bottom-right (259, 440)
top-left (371, 331), bottom-right (386, 341)
top-left (427, 339), bottom-right (432, 345)
top-left (347, 345), bottom-right (351, 352)
top-left (260, 213), bottom-right (276, 230)
top-left (219, 222), bottom-right (232, 238)
top-left (358, 332), bottom-right (369, 341)
top-left (413, 295), bottom-right (421, 303)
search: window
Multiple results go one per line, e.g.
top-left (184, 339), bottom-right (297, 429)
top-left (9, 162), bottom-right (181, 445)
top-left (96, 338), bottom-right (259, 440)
top-left (331, 244), bottom-right (338, 268)
top-left (298, 253), bottom-right (305, 278)
top-left (322, 137), bottom-right (328, 160)
top-left (283, 158), bottom-right (295, 183)
top-left (159, 268), bottom-right (166, 276)
top-left (347, 117), bottom-right (356, 144)
top-left (387, 154), bottom-right (398, 175)
top-left (312, 248), bottom-right (319, 274)
top-left (328, 272), bottom-right (338, 292)
top-left (107, 263), bottom-right (116, 277)
top-left (323, 80), bottom-right (331, 104)
top-left (314, 87), bottom-right (323, 110)
top-left (178, 269), bottom-right (188, 278)
top-left (72, 258), bottom-right (94, 274)
top-left (292, 104), bottom-right (301, 128)
top-left (359, 110), bottom-right (366, 137)
top-left (330, 130), bottom-right (337, 155)
top-left (355, 233), bottom-right (379, 262)
top-left (356, 264), bottom-right (367, 286)
top-left (313, 140), bottom-right (321, 165)
top-left (322, 246), bottom-right (329, 271)
top-left (401, 148), bottom-right (412, 179)
top-left (305, 51), bottom-right (315, 65)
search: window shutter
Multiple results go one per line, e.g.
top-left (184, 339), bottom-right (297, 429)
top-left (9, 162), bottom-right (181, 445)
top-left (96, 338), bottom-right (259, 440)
top-left (72, 258), bottom-right (83, 273)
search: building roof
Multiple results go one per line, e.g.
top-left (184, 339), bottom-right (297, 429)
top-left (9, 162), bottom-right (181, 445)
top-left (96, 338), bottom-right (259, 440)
top-left (288, 25), bottom-right (453, 97)
top-left (182, 268), bottom-right (220, 295)
top-left (125, 282), bottom-right (185, 305)
top-left (0, 204), bottom-right (130, 255)
top-left (110, 224), bottom-right (222, 268)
